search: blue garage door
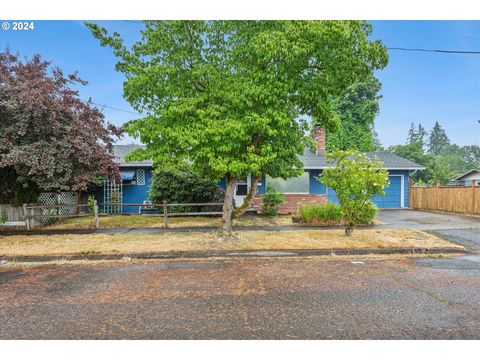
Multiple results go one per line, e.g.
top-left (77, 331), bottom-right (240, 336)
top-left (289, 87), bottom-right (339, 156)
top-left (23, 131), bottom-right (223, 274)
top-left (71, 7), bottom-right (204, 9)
top-left (372, 176), bottom-right (402, 208)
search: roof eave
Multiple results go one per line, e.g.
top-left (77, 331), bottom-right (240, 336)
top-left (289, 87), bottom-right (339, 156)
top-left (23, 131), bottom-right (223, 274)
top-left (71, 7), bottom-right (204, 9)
top-left (118, 163), bottom-right (154, 167)
top-left (452, 169), bottom-right (480, 181)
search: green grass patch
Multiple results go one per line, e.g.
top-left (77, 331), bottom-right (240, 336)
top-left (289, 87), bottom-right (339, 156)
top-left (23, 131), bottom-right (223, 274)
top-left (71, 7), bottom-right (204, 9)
top-left (298, 203), bottom-right (343, 225)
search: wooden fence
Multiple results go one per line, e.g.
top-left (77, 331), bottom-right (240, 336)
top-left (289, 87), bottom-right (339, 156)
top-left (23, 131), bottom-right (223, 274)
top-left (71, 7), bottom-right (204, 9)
top-left (0, 204), bottom-right (43, 228)
top-left (97, 201), bottom-right (225, 228)
top-left (2, 201), bottom-right (226, 230)
top-left (23, 203), bottom-right (94, 230)
top-left (410, 182), bottom-right (480, 215)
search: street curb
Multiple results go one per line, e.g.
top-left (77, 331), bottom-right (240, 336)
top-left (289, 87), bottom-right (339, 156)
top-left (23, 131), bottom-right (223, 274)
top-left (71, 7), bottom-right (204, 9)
top-left (0, 247), bottom-right (468, 263)
top-left (0, 225), bottom-right (376, 236)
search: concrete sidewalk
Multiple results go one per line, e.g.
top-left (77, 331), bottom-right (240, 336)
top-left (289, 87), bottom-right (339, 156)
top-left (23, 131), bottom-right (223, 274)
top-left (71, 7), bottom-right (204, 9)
top-left (0, 224), bottom-right (365, 236)
top-left (0, 246), bottom-right (467, 263)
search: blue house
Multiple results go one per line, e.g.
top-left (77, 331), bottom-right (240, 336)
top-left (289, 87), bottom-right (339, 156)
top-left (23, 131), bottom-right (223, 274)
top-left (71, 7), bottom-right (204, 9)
top-left (246, 148), bottom-right (424, 214)
top-left (96, 145), bottom-right (153, 214)
top-left (97, 136), bottom-right (424, 214)
top-left (451, 169), bottom-right (480, 186)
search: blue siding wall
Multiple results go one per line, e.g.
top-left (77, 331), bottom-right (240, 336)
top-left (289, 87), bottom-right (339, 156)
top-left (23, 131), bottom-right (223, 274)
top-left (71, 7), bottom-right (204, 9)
top-left (308, 170), bottom-right (326, 194)
top-left (97, 168), bottom-right (411, 212)
top-left (121, 167), bottom-right (153, 213)
top-left (256, 175), bottom-right (266, 194)
top-left (217, 178), bottom-right (226, 190)
top-left (96, 167), bottom-right (153, 214)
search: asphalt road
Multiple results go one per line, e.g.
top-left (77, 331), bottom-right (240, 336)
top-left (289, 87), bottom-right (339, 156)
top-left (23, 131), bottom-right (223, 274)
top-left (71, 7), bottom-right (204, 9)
top-left (2, 255), bottom-right (480, 339)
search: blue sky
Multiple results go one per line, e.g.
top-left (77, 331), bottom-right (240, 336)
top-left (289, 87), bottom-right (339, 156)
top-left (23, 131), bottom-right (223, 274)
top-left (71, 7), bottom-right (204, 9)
top-left (1, 20), bottom-right (479, 147)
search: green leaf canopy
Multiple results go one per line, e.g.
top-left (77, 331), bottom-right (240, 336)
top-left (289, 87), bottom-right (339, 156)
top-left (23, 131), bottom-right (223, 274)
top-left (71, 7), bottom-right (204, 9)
top-left (88, 21), bottom-right (388, 183)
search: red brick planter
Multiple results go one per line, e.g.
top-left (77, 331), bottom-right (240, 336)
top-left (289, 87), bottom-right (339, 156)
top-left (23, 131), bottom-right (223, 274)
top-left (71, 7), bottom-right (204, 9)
top-left (252, 194), bottom-right (328, 215)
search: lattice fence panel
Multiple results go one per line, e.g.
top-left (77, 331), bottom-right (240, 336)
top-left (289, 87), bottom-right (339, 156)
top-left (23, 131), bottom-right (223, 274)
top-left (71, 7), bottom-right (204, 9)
top-left (38, 192), bottom-right (78, 223)
top-left (102, 179), bottom-right (123, 214)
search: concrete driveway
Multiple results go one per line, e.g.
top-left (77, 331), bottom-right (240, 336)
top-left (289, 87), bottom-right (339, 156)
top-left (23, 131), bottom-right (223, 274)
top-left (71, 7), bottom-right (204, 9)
top-left (377, 209), bottom-right (480, 230)
top-left (378, 209), bottom-right (480, 252)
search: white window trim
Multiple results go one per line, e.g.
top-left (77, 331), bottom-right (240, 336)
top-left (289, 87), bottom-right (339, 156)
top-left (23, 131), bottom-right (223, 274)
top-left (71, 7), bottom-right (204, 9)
top-left (387, 174), bottom-right (405, 208)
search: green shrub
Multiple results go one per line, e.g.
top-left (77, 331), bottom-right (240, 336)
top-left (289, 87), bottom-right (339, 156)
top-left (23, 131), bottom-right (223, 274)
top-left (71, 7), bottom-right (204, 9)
top-left (262, 186), bottom-right (284, 216)
top-left (356, 201), bottom-right (378, 224)
top-left (341, 200), bottom-right (378, 228)
top-left (320, 150), bottom-right (388, 236)
top-left (298, 203), bottom-right (343, 225)
top-left (149, 169), bottom-right (221, 212)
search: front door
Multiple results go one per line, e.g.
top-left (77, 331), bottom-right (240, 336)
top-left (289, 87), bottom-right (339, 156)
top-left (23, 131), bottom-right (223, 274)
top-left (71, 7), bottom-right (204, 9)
top-left (234, 177), bottom-right (250, 207)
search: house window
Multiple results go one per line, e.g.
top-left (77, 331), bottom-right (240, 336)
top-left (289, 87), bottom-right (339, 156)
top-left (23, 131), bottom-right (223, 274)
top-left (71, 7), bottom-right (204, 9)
top-left (137, 169), bottom-right (146, 185)
top-left (266, 172), bottom-right (309, 194)
top-left (236, 178), bottom-right (248, 196)
top-left (120, 170), bottom-right (136, 185)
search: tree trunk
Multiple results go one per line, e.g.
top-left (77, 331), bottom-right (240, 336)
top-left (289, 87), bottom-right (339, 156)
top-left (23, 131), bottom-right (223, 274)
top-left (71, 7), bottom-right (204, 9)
top-left (345, 225), bottom-right (354, 237)
top-left (221, 175), bottom-right (236, 234)
top-left (232, 174), bottom-right (262, 219)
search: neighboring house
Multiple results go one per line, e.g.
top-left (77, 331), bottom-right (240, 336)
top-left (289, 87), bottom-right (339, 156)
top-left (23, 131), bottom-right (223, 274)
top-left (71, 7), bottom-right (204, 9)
top-left (96, 128), bottom-right (424, 214)
top-left (450, 169), bottom-right (480, 186)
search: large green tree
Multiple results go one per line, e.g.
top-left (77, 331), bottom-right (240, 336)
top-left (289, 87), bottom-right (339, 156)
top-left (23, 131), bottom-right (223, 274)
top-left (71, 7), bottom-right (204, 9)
top-left (428, 121), bottom-right (450, 154)
top-left (407, 123), bottom-right (427, 147)
top-left (88, 20), bottom-right (388, 233)
top-left (326, 76), bottom-right (382, 152)
top-left (389, 121), bottom-right (476, 185)
top-left (389, 141), bottom-right (433, 183)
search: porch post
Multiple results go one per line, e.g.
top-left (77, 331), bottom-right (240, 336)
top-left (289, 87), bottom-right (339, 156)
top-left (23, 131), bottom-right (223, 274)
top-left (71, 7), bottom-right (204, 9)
top-left (163, 199), bottom-right (169, 228)
top-left (22, 203), bottom-right (30, 230)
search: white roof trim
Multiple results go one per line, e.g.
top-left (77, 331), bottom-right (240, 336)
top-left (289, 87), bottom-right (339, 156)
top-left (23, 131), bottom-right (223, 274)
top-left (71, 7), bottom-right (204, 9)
top-left (453, 169), bottom-right (480, 181)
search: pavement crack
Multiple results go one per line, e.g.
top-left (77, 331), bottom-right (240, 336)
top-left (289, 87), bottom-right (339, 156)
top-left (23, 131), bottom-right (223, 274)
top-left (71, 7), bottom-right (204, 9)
top-left (384, 266), bottom-right (462, 307)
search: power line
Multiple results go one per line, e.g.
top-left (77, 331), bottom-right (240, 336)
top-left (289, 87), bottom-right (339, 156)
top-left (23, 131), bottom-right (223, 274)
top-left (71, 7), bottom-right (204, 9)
top-left (89, 101), bottom-right (142, 116)
top-left (122, 20), bottom-right (144, 24)
top-left (387, 47), bottom-right (480, 55)
top-left (119, 22), bottom-right (480, 55)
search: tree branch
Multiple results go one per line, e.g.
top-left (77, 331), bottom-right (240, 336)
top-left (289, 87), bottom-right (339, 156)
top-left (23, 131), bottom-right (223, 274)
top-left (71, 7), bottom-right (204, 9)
top-left (232, 173), bottom-right (263, 219)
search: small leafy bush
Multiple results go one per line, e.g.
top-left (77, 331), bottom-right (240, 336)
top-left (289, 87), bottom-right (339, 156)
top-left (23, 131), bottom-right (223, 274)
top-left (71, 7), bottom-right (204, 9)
top-left (298, 203), bottom-right (343, 225)
top-left (262, 186), bottom-right (284, 216)
top-left (320, 150), bottom-right (388, 236)
top-left (355, 201), bottom-right (378, 224)
top-left (87, 195), bottom-right (96, 214)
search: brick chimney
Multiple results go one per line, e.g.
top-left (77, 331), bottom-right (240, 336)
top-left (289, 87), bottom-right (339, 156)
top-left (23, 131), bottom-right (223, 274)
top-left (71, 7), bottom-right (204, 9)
top-left (312, 125), bottom-right (326, 154)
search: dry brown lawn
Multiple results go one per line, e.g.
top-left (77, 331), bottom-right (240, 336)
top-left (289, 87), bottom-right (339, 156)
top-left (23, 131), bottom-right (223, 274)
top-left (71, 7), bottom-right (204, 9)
top-left (0, 228), bottom-right (462, 257)
top-left (41, 214), bottom-right (384, 230)
top-left (43, 214), bottom-right (296, 230)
